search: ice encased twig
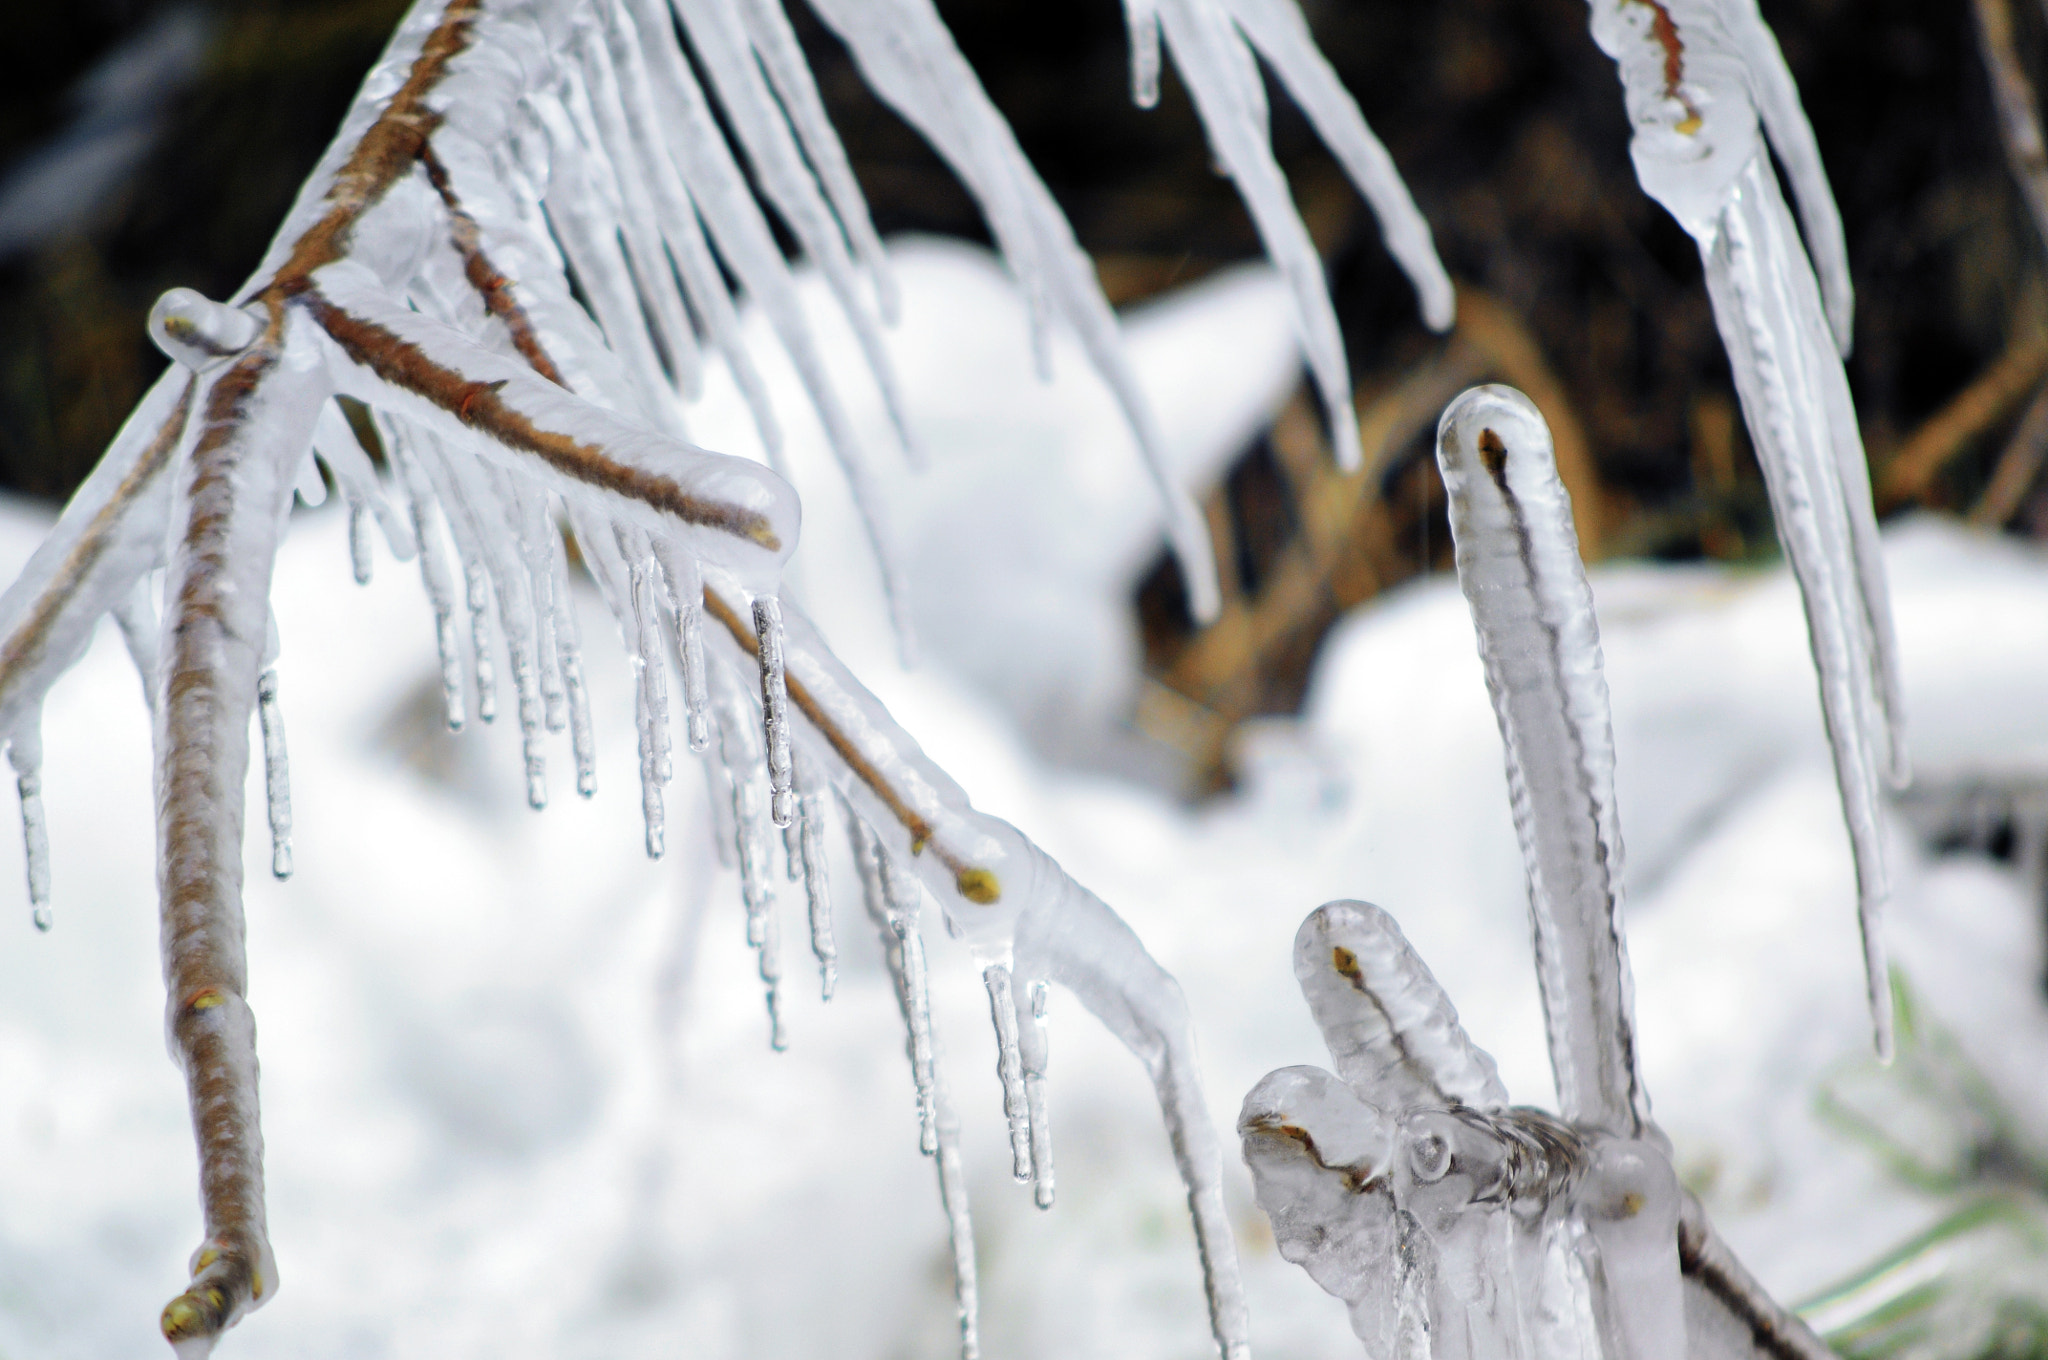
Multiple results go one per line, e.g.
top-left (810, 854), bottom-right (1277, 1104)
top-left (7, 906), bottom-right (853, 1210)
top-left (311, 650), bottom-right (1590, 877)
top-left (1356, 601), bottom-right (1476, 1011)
top-left (1435, 387), bottom-right (1649, 1136)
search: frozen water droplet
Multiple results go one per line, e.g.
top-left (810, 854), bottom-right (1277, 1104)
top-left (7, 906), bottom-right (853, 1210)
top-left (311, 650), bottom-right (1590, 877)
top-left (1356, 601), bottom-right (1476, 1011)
top-left (12, 736), bottom-right (50, 931)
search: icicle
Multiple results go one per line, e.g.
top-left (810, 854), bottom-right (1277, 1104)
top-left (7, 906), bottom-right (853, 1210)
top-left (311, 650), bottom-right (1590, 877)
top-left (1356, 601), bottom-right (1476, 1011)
top-left (599, 0), bottom-right (787, 459)
top-left (1023, 979), bottom-right (1053, 1208)
top-left (255, 669), bottom-right (293, 881)
top-left (111, 577), bottom-right (160, 716)
top-left (852, 813), bottom-right (939, 1153)
top-left (9, 725), bottom-right (50, 932)
top-left (1437, 386), bottom-right (1649, 1135)
top-left (571, 20), bottom-right (706, 400)
top-left (1126, 0), bottom-right (1163, 107)
top-left (1697, 158), bottom-right (1898, 1060)
top-left (509, 485), bottom-right (568, 736)
top-left (312, 398), bottom-right (413, 565)
top-left (983, 963), bottom-right (1034, 1183)
top-left (670, 0), bottom-right (924, 464)
top-left (1219, 0), bottom-right (1454, 331)
top-left (382, 418), bottom-right (467, 731)
top-left (934, 1079), bottom-right (982, 1360)
top-left (854, 807), bottom-right (979, 1357)
top-left (654, 547), bottom-right (713, 754)
top-left (728, 0), bottom-right (900, 321)
top-left (346, 501), bottom-right (374, 585)
top-left (752, 595), bottom-right (795, 828)
top-left (713, 662), bottom-right (784, 1046)
top-left (792, 747), bottom-right (837, 1000)
top-left (1150, 0), bottom-right (1362, 471)
top-left (627, 547), bottom-right (672, 859)
top-left (546, 518), bottom-right (597, 798)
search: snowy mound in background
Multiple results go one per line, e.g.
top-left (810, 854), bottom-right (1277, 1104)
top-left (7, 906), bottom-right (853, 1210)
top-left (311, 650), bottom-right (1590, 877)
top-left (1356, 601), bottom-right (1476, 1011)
top-left (1, 243), bottom-right (2044, 1359)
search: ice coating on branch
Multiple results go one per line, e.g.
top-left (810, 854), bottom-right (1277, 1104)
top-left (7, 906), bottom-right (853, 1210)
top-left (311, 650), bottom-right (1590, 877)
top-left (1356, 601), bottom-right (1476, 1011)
top-left (1584, 0), bottom-right (1901, 1055)
top-left (1437, 386), bottom-right (1649, 1137)
top-left (1294, 899), bottom-right (1508, 1113)
top-left (1244, 903), bottom-right (1689, 1360)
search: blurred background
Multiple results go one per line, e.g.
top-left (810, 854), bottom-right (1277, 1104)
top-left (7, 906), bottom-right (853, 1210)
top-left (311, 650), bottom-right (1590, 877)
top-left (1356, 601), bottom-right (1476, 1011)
top-left (0, 0), bottom-right (2036, 790)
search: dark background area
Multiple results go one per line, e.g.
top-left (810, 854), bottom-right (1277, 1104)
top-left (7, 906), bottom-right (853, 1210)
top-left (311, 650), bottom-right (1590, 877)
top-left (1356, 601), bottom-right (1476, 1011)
top-left (0, 0), bottom-right (2034, 777)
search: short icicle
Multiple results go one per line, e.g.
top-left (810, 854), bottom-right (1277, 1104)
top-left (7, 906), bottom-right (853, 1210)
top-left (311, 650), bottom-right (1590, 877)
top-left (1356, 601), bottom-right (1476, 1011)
top-left (254, 669), bottom-right (293, 880)
top-left (982, 963), bottom-right (1034, 1183)
top-left (1023, 979), bottom-right (1054, 1208)
top-left (10, 724), bottom-right (51, 931)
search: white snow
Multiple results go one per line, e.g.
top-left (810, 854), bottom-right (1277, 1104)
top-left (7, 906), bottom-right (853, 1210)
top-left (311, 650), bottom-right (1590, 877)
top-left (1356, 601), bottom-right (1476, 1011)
top-left (0, 244), bottom-right (2043, 1359)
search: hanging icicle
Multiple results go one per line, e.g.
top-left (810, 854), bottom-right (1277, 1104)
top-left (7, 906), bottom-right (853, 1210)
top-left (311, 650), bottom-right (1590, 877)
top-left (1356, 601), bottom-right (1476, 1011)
top-left (255, 669), bottom-right (293, 881)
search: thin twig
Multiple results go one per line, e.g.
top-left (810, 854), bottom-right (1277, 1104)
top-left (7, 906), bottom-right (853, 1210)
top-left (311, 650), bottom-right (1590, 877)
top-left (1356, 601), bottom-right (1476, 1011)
top-left (1879, 325), bottom-right (2048, 508)
top-left (1970, 379), bottom-right (2048, 525)
top-left (1974, 0), bottom-right (2048, 251)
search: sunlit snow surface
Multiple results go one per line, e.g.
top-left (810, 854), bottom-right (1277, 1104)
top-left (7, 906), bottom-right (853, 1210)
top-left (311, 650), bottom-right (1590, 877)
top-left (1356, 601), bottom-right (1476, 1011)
top-left (2, 242), bottom-right (2046, 1359)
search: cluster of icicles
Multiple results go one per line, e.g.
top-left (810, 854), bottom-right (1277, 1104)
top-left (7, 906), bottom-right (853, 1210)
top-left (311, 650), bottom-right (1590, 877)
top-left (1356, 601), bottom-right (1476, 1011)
top-left (1235, 387), bottom-right (1834, 1360)
top-left (0, 0), bottom-right (1909, 1353)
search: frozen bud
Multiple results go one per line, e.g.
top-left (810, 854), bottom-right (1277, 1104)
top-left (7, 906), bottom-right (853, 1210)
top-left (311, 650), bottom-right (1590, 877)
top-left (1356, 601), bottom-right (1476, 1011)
top-left (148, 288), bottom-right (263, 372)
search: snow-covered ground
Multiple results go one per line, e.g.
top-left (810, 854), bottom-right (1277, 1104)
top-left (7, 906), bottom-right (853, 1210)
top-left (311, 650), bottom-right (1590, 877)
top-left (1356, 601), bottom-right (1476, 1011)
top-left (1, 240), bottom-right (2044, 1359)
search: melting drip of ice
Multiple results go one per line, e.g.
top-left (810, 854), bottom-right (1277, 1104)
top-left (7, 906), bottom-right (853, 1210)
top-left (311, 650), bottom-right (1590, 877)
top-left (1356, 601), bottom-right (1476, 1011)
top-left (255, 668), bottom-right (293, 880)
top-left (752, 595), bottom-right (795, 828)
top-left (1436, 386), bottom-right (1649, 1136)
top-left (9, 725), bottom-right (50, 931)
top-left (982, 963), bottom-right (1034, 1183)
top-left (1023, 978), bottom-right (1053, 1208)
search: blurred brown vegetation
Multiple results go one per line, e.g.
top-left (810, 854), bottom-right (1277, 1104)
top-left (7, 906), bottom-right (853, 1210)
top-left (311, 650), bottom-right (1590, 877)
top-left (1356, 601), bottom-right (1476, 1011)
top-left (0, 0), bottom-right (2037, 785)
